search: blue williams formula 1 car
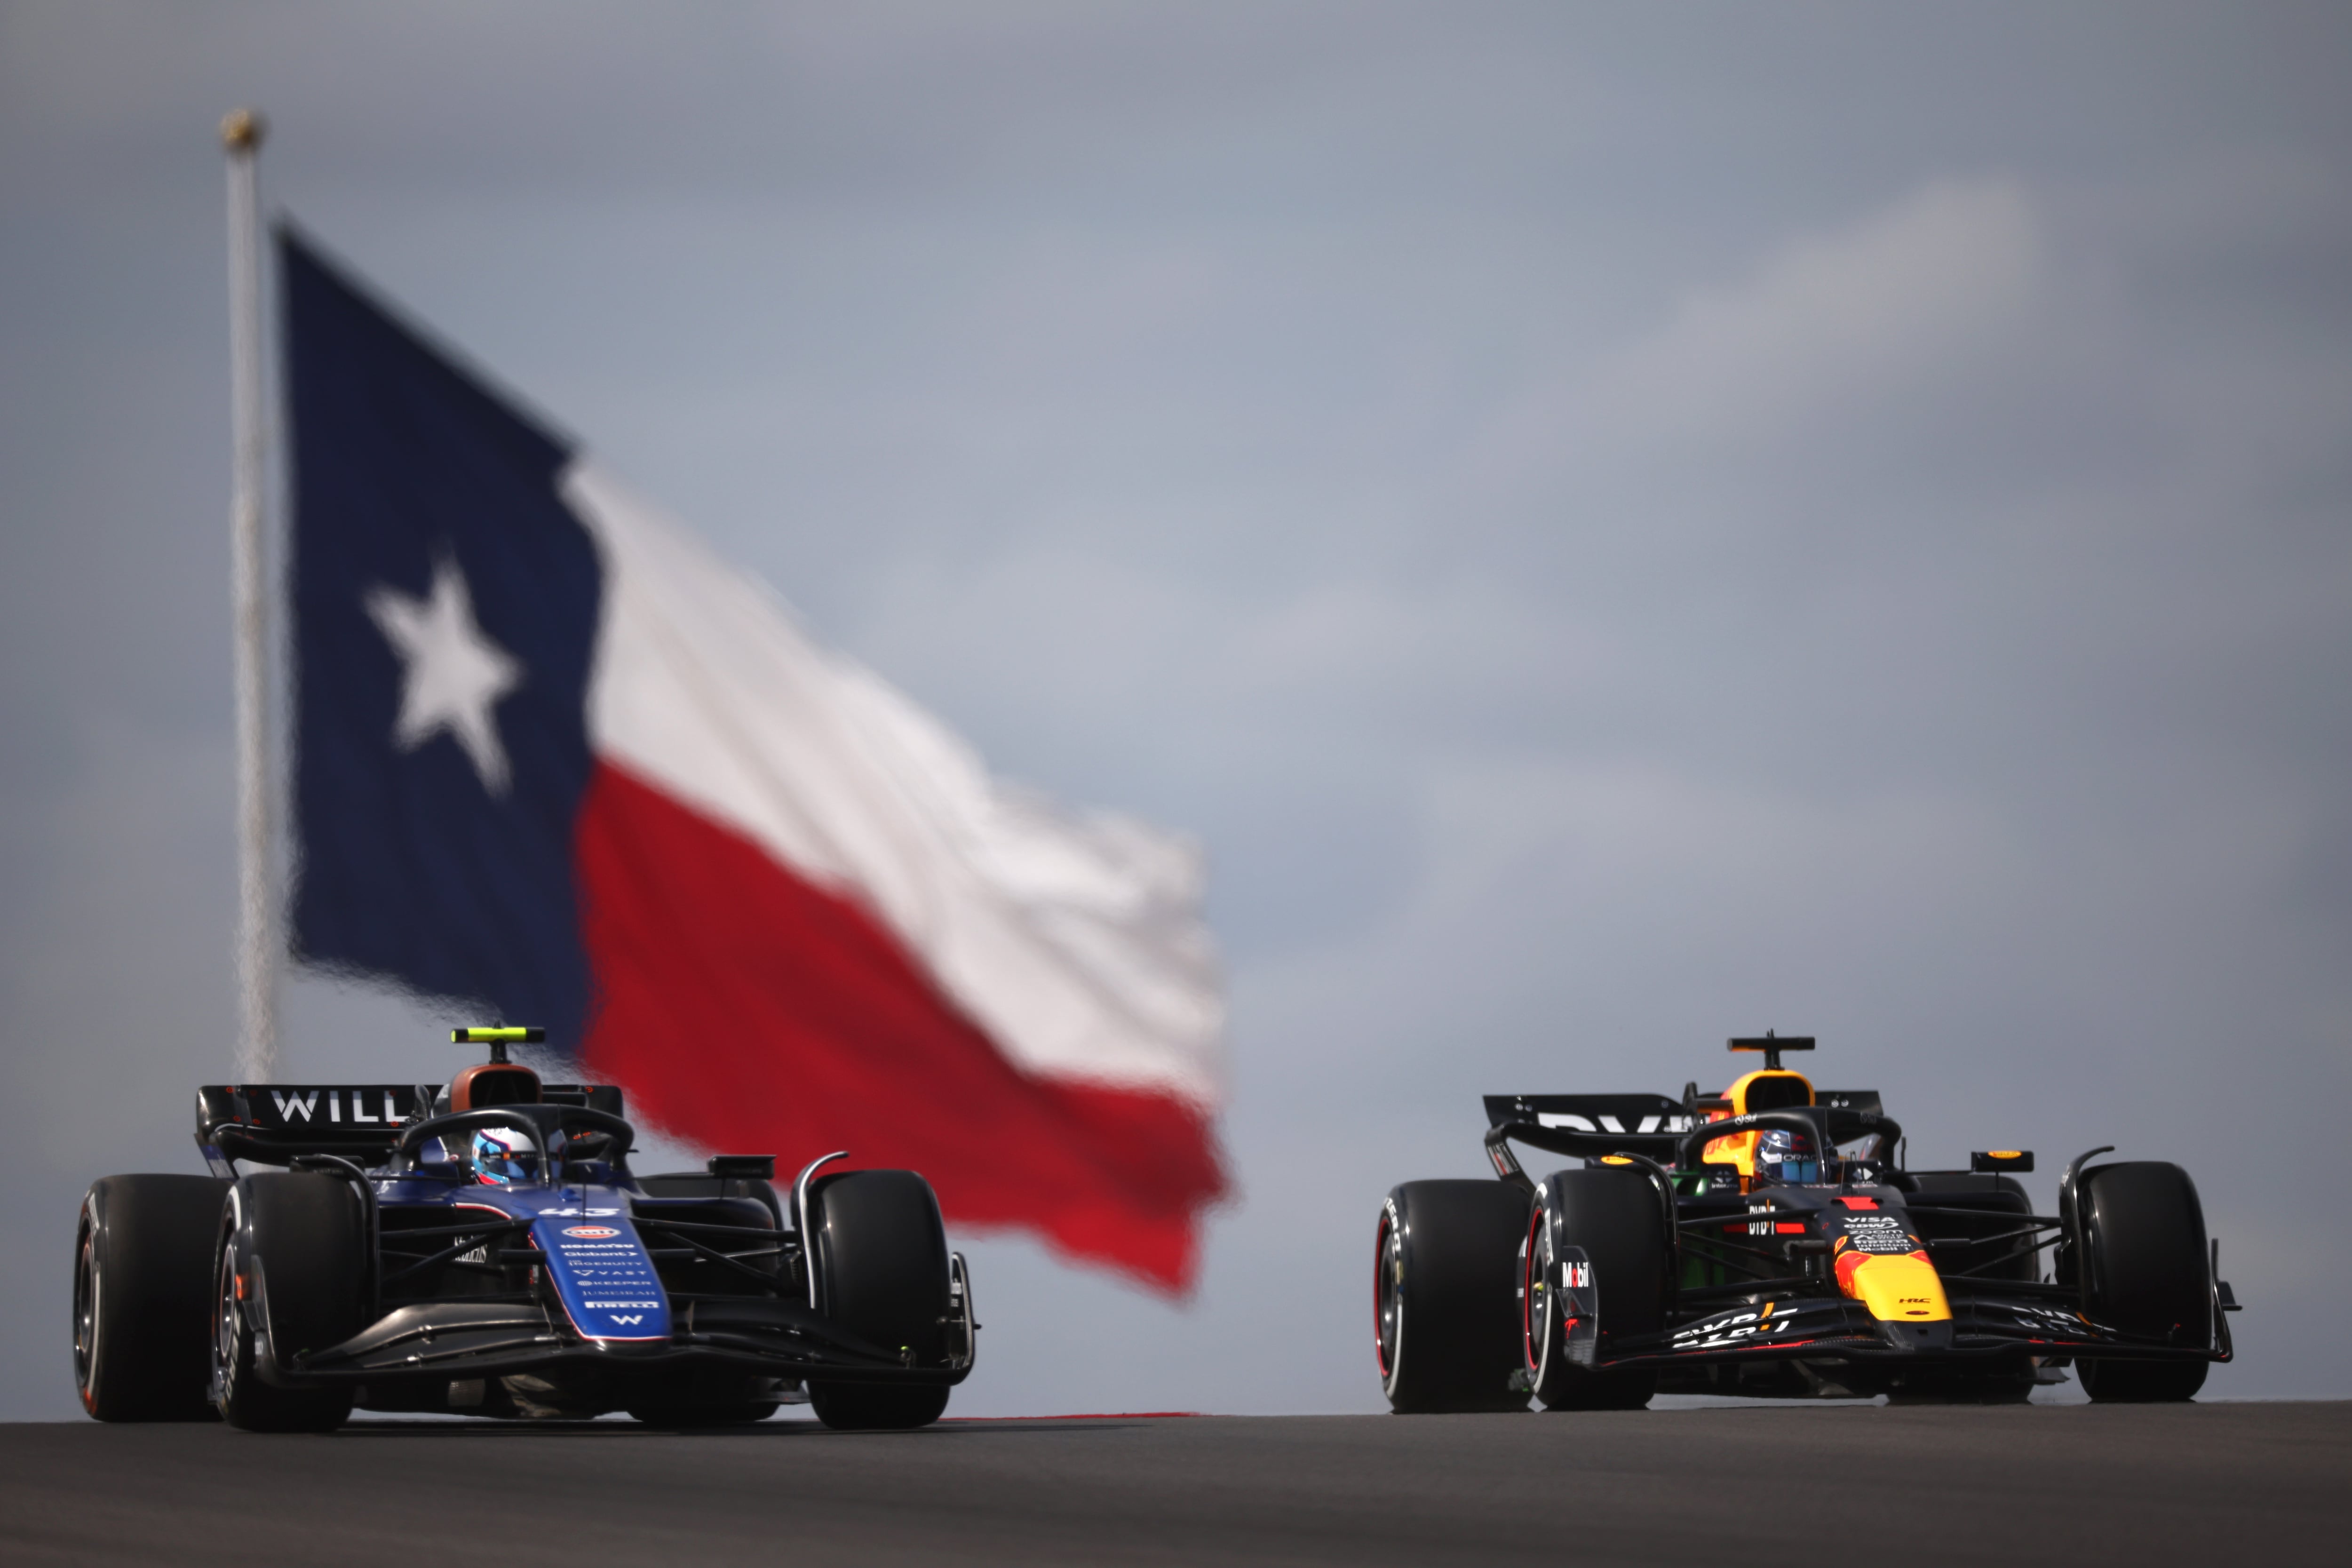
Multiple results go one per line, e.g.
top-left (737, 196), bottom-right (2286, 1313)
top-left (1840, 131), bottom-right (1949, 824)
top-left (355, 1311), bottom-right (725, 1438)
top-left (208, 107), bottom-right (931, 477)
top-left (1374, 1034), bottom-right (2239, 1411)
top-left (73, 1028), bottom-right (976, 1432)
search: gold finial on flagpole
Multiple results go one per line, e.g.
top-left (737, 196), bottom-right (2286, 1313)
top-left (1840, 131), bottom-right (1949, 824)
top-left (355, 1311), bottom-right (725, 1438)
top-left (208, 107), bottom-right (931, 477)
top-left (220, 107), bottom-right (267, 154)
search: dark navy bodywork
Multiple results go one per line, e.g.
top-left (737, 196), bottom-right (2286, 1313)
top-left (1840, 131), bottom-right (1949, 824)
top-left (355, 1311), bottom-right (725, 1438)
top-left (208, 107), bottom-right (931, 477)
top-left (196, 1079), bottom-right (975, 1418)
top-left (1482, 1090), bottom-right (2237, 1400)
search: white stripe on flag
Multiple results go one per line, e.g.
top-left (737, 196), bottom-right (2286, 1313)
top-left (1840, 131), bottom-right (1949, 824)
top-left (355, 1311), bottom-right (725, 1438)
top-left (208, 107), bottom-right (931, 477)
top-left (562, 460), bottom-right (1225, 1106)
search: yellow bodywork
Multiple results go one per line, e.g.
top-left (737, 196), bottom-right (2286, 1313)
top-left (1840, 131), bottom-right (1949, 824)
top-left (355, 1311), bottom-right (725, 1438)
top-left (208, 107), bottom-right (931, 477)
top-left (1836, 1249), bottom-right (1952, 1322)
top-left (1700, 1069), bottom-right (1816, 1177)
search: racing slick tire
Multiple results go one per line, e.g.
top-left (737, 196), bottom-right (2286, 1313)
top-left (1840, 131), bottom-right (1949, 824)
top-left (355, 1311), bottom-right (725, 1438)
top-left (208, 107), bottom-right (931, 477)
top-left (626, 1401), bottom-right (781, 1427)
top-left (804, 1170), bottom-right (954, 1431)
top-left (213, 1172), bottom-right (365, 1433)
top-left (1526, 1167), bottom-right (1667, 1411)
top-left (1375, 1180), bottom-right (1532, 1413)
top-left (2073, 1161), bottom-right (2211, 1403)
top-left (74, 1175), bottom-right (231, 1421)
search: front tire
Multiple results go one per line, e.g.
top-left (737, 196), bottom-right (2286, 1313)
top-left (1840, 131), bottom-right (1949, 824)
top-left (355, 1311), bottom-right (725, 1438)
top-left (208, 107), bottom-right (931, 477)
top-left (804, 1170), bottom-right (954, 1431)
top-left (213, 1173), bottom-right (363, 1433)
top-left (74, 1175), bottom-right (230, 1421)
top-left (1526, 1167), bottom-right (1665, 1411)
top-left (1375, 1180), bottom-right (1531, 1413)
top-left (2074, 1161), bottom-right (2212, 1402)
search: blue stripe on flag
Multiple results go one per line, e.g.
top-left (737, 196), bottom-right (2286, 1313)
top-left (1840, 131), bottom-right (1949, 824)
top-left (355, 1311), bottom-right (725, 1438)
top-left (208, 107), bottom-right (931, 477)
top-left (283, 229), bottom-right (601, 1050)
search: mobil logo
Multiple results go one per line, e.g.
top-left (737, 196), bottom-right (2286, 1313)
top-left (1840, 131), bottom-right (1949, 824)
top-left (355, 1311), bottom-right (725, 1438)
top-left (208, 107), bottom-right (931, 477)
top-left (563, 1225), bottom-right (623, 1239)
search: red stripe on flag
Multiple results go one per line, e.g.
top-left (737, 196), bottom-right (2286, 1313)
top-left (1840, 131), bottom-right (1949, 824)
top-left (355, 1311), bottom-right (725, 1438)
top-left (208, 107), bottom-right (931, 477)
top-left (574, 761), bottom-right (1228, 1293)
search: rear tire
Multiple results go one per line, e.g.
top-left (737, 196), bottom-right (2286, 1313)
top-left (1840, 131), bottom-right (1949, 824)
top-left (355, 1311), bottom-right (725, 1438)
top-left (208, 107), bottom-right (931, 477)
top-left (808, 1382), bottom-right (950, 1432)
top-left (627, 1402), bottom-right (780, 1427)
top-left (74, 1175), bottom-right (230, 1421)
top-left (804, 1170), bottom-right (954, 1431)
top-left (213, 1173), bottom-right (363, 1433)
top-left (2074, 1161), bottom-right (2211, 1403)
top-left (1884, 1356), bottom-right (2037, 1404)
top-left (1375, 1180), bottom-right (1531, 1413)
top-left (1527, 1168), bottom-right (1666, 1411)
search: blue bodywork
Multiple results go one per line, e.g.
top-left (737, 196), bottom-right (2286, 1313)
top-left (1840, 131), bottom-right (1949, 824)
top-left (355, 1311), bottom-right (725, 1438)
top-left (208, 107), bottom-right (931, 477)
top-left (195, 1078), bottom-right (975, 1419)
top-left (368, 1174), bottom-right (675, 1345)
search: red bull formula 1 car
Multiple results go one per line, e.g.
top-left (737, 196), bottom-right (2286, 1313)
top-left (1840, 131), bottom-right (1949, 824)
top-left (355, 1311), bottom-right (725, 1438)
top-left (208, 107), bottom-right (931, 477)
top-left (73, 1028), bottom-right (976, 1431)
top-left (1374, 1034), bottom-right (2239, 1409)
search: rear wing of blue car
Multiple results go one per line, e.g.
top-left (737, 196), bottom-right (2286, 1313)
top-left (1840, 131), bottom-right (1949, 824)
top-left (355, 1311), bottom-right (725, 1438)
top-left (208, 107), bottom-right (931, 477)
top-left (196, 1081), bottom-right (624, 1173)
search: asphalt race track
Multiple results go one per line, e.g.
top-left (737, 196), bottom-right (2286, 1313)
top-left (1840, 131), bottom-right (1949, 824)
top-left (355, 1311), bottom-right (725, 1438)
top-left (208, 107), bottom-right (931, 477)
top-left (4, 1402), bottom-right (2343, 1565)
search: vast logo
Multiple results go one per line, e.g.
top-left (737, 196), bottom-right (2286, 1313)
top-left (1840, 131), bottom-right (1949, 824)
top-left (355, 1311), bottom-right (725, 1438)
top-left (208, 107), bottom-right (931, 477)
top-left (563, 1225), bottom-right (622, 1239)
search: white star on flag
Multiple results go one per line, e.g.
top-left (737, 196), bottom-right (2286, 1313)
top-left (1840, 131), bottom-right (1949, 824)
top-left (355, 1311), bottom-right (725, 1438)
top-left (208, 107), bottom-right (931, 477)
top-left (364, 556), bottom-right (524, 796)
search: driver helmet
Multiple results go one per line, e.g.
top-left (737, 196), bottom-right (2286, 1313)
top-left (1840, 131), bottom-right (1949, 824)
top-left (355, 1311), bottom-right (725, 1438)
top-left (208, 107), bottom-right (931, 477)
top-left (1756, 1127), bottom-right (1819, 1185)
top-left (471, 1126), bottom-right (539, 1186)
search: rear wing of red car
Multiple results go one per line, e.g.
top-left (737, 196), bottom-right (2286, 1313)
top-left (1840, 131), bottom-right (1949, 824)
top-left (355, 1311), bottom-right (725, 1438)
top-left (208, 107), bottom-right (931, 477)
top-left (1485, 1090), bottom-right (1883, 1134)
top-left (1480, 1089), bottom-right (1889, 1170)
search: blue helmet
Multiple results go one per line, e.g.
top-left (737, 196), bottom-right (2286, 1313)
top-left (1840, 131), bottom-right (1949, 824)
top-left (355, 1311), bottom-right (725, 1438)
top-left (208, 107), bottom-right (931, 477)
top-left (471, 1126), bottom-right (539, 1186)
top-left (1756, 1127), bottom-right (1819, 1185)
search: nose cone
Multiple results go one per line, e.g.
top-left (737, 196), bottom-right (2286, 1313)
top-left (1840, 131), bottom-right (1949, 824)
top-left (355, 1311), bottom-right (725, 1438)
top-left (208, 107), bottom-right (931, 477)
top-left (1836, 1250), bottom-right (1952, 1323)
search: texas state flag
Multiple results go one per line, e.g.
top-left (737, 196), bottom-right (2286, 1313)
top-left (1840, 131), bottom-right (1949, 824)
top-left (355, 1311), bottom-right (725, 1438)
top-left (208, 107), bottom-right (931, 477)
top-left (282, 229), bottom-right (1228, 1289)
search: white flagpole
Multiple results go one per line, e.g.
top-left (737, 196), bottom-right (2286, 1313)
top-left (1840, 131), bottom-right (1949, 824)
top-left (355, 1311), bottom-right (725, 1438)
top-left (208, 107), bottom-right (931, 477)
top-left (222, 108), bottom-right (280, 1082)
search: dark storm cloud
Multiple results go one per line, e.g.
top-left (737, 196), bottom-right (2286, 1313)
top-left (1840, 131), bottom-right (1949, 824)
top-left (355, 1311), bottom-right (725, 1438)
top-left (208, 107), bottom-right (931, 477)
top-left (4, 2), bottom-right (2349, 1417)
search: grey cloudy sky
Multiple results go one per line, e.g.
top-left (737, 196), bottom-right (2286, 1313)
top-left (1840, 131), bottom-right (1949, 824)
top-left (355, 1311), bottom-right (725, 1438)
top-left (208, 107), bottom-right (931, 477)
top-left (3, 2), bottom-right (2348, 1418)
